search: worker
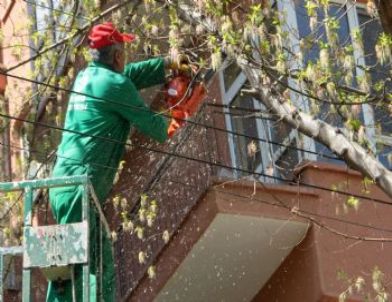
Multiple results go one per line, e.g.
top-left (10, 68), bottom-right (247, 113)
top-left (46, 22), bottom-right (188, 301)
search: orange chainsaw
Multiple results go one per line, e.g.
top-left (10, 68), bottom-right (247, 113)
top-left (164, 67), bottom-right (206, 137)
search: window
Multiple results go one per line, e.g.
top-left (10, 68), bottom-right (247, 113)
top-left (294, 0), bottom-right (351, 164)
top-left (220, 62), bottom-right (301, 182)
top-left (230, 91), bottom-right (263, 173)
top-left (281, 0), bottom-right (391, 169)
top-left (222, 63), bottom-right (242, 92)
top-left (294, 0), bottom-right (352, 64)
top-left (358, 10), bottom-right (392, 169)
top-left (221, 0), bottom-right (391, 183)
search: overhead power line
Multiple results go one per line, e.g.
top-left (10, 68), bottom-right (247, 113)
top-left (0, 69), bottom-right (342, 161)
top-left (213, 188), bottom-right (392, 241)
top-left (0, 142), bottom-right (118, 171)
top-left (10, 0), bottom-right (392, 243)
top-left (0, 111), bottom-right (389, 205)
top-left (168, 179), bottom-right (392, 238)
top-left (205, 110), bottom-right (341, 161)
top-left (1, 141), bottom-right (391, 241)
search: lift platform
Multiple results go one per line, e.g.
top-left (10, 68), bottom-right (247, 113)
top-left (0, 175), bottom-right (108, 302)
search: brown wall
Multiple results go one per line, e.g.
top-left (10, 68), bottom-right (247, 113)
top-left (254, 163), bottom-right (392, 301)
top-left (253, 228), bottom-right (322, 302)
top-left (128, 163), bottom-right (392, 302)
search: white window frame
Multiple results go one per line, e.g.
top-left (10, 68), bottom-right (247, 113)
top-left (348, 1), bottom-right (377, 152)
top-left (277, 0), bottom-right (317, 162)
top-left (354, 3), bottom-right (392, 168)
top-left (219, 63), bottom-right (301, 182)
top-left (220, 69), bottom-right (272, 179)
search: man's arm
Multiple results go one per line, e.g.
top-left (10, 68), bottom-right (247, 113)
top-left (123, 57), bottom-right (166, 90)
top-left (111, 77), bottom-right (169, 142)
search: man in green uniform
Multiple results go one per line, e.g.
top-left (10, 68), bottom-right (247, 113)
top-left (47, 22), bottom-right (185, 301)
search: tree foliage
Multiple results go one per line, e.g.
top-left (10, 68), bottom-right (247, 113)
top-left (0, 0), bottom-right (391, 247)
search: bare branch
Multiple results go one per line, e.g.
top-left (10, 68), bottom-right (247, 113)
top-left (6, 0), bottom-right (143, 72)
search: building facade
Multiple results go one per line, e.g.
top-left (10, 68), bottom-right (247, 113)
top-left (0, 0), bottom-right (391, 301)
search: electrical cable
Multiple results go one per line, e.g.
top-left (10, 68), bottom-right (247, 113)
top-left (15, 0), bottom-right (392, 256)
top-left (1, 126), bottom-right (388, 239)
top-left (207, 102), bottom-right (273, 114)
top-left (0, 69), bottom-right (343, 161)
top-left (212, 188), bottom-right (392, 236)
top-left (213, 110), bottom-right (276, 121)
top-left (0, 142), bottom-right (118, 171)
top-left (205, 110), bottom-right (341, 161)
top-left (0, 57), bottom-right (388, 203)
top-left (0, 111), bottom-right (389, 205)
top-left (163, 178), bottom-right (392, 240)
top-left (9, 0), bottom-right (392, 265)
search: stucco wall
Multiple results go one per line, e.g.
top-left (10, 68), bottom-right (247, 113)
top-left (255, 163), bottom-right (392, 301)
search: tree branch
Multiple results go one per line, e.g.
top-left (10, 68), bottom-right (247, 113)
top-left (6, 0), bottom-right (142, 72)
top-left (175, 2), bottom-right (392, 199)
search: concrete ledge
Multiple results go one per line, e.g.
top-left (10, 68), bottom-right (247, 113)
top-left (128, 180), bottom-right (318, 302)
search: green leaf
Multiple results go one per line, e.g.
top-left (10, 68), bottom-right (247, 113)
top-left (346, 196), bottom-right (360, 211)
top-left (346, 119), bottom-right (362, 131)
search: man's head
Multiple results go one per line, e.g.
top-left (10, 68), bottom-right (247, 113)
top-left (88, 22), bottom-right (135, 72)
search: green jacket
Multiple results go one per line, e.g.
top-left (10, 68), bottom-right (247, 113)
top-left (52, 58), bottom-right (168, 202)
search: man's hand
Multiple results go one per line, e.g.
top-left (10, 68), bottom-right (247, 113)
top-left (167, 109), bottom-right (188, 137)
top-left (166, 54), bottom-right (191, 72)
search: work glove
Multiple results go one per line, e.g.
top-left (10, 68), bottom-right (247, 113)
top-left (167, 109), bottom-right (188, 138)
top-left (166, 54), bottom-right (191, 72)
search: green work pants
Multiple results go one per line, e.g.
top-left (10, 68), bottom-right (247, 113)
top-left (46, 185), bottom-right (115, 302)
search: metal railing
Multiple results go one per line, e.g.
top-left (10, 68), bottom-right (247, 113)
top-left (0, 175), bottom-right (98, 302)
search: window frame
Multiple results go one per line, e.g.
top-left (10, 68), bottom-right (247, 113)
top-left (219, 68), bottom-right (270, 179)
top-left (220, 0), bottom-right (391, 181)
top-left (279, 0), bottom-right (392, 166)
top-left (219, 63), bottom-right (303, 182)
